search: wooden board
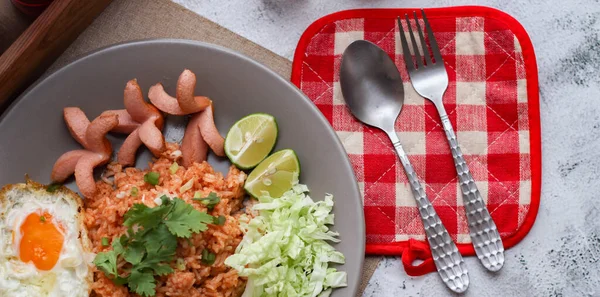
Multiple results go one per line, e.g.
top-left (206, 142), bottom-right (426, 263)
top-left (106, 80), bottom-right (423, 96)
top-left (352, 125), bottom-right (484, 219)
top-left (0, 0), bottom-right (112, 109)
top-left (0, 1), bottom-right (33, 54)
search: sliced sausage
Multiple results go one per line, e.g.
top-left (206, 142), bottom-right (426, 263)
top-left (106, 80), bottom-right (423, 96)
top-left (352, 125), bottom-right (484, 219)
top-left (181, 113), bottom-right (208, 167)
top-left (197, 104), bottom-right (225, 156)
top-left (51, 150), bottom-right (88, 182)
top-left (85, 113), bottom-right (119, 156)
top-left (148, 83), bottom-right (211, 116)
top-left (74, 153), bottom-right (106, 197)
top-left (124, 79), bottom-right (162, 124)
top-left (139, 116), bottom-right (166, 157)
top-left (176, 69), bottom-right (211, 114)
top-left (63, 107), bottom-right (90, 147)
top-left (148, 83), bottom-right (187, 115)
top-left (121, 79), bottom-right (166, 160)
top-left (117, 129), bottom-right (143, 166)
top-left (101, 110), bottom-right (140, 134)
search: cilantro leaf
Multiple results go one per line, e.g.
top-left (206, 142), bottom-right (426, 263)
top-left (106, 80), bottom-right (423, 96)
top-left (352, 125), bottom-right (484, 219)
top-left (143, 224), bottom-right (177, 261)
top-left (93, 251), bottom-right (118, 277)
top-left (128, 269), bottom-right (156, 297)
top-left (114, 276), bottom-right (129, 286)
top-left (112, 235), bottom-right (127, 255)
top-left (152, 263), bottom-right (174, 276)
top-left (123, 241), bottom-right (145, 265)
top-left (123, 199), bottom-right (172, 230)
top-left (123, 203), bottom-right (152, 226)
top-left (164, 198), bottom-right (213, 238)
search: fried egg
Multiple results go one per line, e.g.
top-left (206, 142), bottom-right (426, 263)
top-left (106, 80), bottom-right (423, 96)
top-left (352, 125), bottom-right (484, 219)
top-left (0, 180), bottom-right (92, 297)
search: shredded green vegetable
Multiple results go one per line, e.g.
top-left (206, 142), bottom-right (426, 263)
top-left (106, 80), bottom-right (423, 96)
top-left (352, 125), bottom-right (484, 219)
top-left (225, 184), bottom-right (347, 297)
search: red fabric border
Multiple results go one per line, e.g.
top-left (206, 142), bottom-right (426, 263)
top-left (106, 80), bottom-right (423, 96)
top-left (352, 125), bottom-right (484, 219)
top-left (291, 6), bottom-right (541, 264)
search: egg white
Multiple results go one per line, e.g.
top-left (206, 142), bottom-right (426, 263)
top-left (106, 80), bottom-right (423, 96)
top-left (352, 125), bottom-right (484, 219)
top-left (0, 181), bottom-right (93, 297)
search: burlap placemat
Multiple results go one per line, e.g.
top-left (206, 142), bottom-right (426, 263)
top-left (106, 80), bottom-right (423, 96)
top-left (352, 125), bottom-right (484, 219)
top-left (42, 0), bottom-right (382, 295)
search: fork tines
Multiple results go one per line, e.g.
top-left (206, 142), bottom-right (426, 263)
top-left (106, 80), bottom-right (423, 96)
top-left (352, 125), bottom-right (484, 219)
top-left (397, 9), bottom-right (443, 70)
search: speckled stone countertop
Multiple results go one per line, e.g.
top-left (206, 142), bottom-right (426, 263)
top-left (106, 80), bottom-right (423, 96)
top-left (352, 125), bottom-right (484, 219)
top-left (173, 0), bottom-right (600, 296)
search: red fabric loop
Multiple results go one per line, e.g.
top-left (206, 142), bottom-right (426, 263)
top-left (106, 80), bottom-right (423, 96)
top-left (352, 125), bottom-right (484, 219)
top-left (401, 239), bottom-right (437, 276)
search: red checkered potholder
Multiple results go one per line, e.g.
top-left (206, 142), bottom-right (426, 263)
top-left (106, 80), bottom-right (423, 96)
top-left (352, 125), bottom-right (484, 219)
top-left (291, 6), bottom-right (541, 276)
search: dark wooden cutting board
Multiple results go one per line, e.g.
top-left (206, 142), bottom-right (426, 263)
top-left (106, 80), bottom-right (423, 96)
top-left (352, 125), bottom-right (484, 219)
top-left (0, 0), bottom-right (112, 109)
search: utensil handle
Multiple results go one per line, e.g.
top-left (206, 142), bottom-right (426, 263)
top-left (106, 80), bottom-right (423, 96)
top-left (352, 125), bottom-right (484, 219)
top-left (387, 132), bottom-right (469, 293)
top-left (439, 113), bottom-right (505, 271)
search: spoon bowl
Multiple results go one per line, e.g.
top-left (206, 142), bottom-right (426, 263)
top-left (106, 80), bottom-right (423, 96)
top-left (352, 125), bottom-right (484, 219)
top-left (339, 40), bottom-right (404, 133)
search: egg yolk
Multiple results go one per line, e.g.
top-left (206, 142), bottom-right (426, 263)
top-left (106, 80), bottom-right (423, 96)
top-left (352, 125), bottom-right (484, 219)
top-left (19, 212), bottom-right (64, 271)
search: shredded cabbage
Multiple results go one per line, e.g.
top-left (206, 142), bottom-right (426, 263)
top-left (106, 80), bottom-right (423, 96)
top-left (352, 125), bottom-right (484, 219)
top-left (225, 184), bottom-right (347, 297)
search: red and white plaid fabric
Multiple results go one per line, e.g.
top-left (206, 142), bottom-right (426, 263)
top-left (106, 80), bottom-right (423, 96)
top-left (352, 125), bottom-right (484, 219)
top-left (291, 7), bottom-right (541, 257)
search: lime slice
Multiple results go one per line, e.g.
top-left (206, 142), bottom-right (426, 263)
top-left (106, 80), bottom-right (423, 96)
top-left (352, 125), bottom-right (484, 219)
top-left (225, 113), bottom-right (278, 169)
top-left (244, 149), bottom-right (300, 198)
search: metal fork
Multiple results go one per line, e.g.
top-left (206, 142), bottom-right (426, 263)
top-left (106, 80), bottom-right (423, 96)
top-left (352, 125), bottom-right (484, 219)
top-left (397, 10), bottom-right (505, 272)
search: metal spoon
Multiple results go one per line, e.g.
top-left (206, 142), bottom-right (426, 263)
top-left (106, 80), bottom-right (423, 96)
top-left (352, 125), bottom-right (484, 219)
top-left (339, 40), bottom-right (469, 293)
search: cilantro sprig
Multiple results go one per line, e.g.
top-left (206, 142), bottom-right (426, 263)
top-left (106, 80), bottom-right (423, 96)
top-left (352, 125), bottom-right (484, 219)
top-left (93, 196), bottom-right (213, 296)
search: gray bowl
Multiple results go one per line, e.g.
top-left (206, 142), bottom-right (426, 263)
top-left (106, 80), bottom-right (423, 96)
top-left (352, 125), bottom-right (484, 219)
top-left (0, 39), bottom-right (365, 296)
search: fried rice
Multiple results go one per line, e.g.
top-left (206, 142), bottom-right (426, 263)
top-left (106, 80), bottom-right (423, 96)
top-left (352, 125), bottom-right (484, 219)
top-left (84, 143), bottom-right (247, 297)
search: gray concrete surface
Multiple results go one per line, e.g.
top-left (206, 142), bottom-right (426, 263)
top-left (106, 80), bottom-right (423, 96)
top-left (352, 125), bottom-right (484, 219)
top-left (173, 0), bottom-right (600, 296)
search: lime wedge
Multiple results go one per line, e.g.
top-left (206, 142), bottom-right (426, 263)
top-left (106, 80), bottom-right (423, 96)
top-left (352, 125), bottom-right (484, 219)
top-left (225, 113), bottom-right (278, 169)
top-left (244, 149), bottom-right (300, 198)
